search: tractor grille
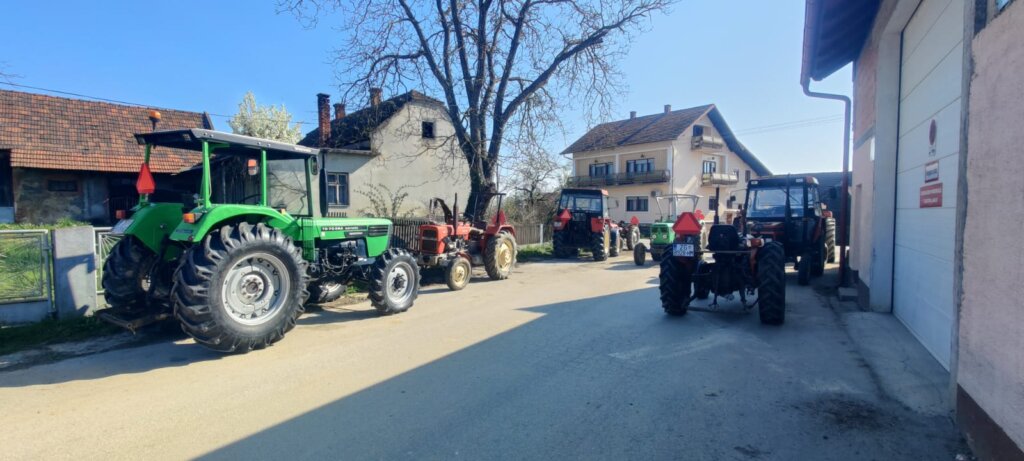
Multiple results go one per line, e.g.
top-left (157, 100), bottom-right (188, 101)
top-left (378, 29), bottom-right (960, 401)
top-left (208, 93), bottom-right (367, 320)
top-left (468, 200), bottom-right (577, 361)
top-left (421, 240), bottom-right (440, 253)
top-left (368, 225), bottom-right (390, 237)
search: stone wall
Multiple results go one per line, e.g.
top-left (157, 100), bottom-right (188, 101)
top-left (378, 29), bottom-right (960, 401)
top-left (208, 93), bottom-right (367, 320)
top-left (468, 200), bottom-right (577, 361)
top-left (13, 168), bottom-right (109, 224)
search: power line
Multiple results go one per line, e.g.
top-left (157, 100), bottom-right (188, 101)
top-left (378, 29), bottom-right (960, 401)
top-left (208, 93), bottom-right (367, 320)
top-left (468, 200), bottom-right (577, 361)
top-left (733, 115), bottom-right (844, 136)
top-left (0, 81), bottom-right (312, 125)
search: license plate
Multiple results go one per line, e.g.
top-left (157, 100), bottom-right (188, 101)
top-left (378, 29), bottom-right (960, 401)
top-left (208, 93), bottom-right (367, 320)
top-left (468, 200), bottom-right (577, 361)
top-left (111, 219), bottom-right (133, 235)
top-left (673, 243), bottom-right (695, 257)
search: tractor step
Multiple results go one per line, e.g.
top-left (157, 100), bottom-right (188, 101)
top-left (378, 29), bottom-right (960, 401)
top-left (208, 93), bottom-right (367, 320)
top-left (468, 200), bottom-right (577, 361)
top-left (96, 307), bottom-right (171, 333)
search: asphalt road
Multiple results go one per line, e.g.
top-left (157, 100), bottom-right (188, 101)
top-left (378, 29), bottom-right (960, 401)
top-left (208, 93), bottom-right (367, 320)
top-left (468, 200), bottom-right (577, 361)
top-left (0, 254), bottom-right (964, 460)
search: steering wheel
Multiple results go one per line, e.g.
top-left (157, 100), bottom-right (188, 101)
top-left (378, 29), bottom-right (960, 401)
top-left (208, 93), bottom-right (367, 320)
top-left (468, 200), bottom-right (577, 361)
top-left (238, 193), bottom-right (262, 205)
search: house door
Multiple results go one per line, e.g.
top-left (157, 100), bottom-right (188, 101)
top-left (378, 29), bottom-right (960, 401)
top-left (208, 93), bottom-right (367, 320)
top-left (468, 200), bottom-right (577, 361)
top-left (892, 0), bottom-right (964, 369)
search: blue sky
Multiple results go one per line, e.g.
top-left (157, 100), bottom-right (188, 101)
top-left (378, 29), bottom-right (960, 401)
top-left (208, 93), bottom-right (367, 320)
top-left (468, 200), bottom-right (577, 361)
top-left (0, 0), bottom-right (850, 174)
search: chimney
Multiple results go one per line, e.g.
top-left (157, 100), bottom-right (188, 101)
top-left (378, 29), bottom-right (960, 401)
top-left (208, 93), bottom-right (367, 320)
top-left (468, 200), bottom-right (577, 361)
top-left (317, 93), bottom-right (331, 147)
top-left (630, 111), bottom-right (637, 119)
top-left (370, 88), bottom-right (383, 108)
top-left (333, 103), bottom-right (346, 121)
top-left (664, 104), bottom-right (672, 113)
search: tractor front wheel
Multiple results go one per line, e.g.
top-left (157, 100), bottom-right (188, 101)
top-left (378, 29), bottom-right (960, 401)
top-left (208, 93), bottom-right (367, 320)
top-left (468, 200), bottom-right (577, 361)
top-left (659, 255), bottom-right (691, 316)
top-left (797, 251), bottom-right (812, 286)
top-left (625, 226), bottom-right (640, 251)
top-left (485, 231), bottom-right (516, 280)
top-left (552, 232), bottom-right (576, 259)
top-left (757, 242), bottom-right (786, 325)
top-left (172, 223), bottom-right (309, 353)
top-left (633, 242), bottom-right (647, 266)
top-left (368, 248), bottom-right (420, 315)
top-left (609, 230), bottom-right (621, 257)
top-left (309, 280), bottom-right (346, 304)
top-left (591, 227), bottom-right (609, 262)
top-left (445, 256), bottom-right (472, 291)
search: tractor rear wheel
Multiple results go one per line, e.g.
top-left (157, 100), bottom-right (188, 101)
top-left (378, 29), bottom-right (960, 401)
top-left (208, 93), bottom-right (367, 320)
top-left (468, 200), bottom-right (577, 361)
top-left (484, 231), bottom-right (516, 280)
top-left (102, 236), bottom-right (159, 310)
top-left (552, 232), bottom-right (576, 259)
top-left (625, 226), bottom-right (640, 251)
top-left (659, 255), bottom-right (691, 316)
top-left (368, 248), bottom-right (420, 315)
top-left (172, 223), bottom-right (309, 353)
top-left (309, 280), bottom-right (346, 304)
top-left (609, 230), bottom-right (621, 257)
top-left (757, 242), bottom-right (786, 325)
top-left (693, 261), bottom-right (712, 300)
top-left (445, 256), bottom-right (472, 291)
top-left (591, 227), bottom-right (609, 262)
top-left (825, 218), bottom-right (837, 263)
top-left (633, 242), bottom-right (647, 266)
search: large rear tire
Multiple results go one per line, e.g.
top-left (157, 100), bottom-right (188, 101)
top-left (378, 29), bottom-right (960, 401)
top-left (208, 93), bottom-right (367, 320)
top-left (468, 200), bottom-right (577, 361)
top-left (757, 242), bottom-right (786, 325)
top-left (484, 231), bottom-right (516, 280)
top-left (445, 256), bottom-right (471, 291)
top-left (591, 227), bottom-right (609, 262)
top-left (693, 261), bottom-right (711, 300)
top-left (633, 242), bottom-right (647, 266)
top-left (825, 218), bottom-right (837, 263)
top-left (172, 223), bottom-right (309, 353)
top-left (552, 231), bottom-right (576, 259)
top-left (368, 248), bottom-right (420, 315)
top-left (102, 236), bottom-right (159, 310)
top-left (659, 255), bottom-right (691, 316)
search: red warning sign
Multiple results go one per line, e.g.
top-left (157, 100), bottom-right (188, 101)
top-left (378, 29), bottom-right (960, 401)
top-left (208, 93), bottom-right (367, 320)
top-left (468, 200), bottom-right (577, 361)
top-left (920, 183), bottom-right (943, 208)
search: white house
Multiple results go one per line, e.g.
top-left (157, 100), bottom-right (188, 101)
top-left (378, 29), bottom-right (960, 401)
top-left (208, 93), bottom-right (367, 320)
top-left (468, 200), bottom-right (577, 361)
top-left (561, 104), bottom-right (771, 224)
top-left (299, 89), bottom-right (469, 217)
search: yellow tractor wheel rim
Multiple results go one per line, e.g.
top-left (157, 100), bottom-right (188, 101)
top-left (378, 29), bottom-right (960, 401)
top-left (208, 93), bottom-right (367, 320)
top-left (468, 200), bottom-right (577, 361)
top-left (498, 241), bottom-right (513, 270)
top-left (453, 263), bottom-right (469, 284)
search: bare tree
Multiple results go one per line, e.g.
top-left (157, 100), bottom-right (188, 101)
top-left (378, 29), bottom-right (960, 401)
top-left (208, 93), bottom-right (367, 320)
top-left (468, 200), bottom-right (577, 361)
top-left (281, 0), bottom-right (674, 218)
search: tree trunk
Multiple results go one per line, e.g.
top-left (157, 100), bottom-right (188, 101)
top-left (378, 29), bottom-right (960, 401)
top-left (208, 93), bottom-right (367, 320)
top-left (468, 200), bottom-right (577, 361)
top-left (463, 151), bottom-right (497, 222)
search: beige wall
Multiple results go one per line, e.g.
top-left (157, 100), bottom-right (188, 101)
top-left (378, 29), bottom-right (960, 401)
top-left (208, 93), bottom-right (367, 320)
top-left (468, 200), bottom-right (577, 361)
top-left (569, 113), bottom-right (762, 225)
top-left (959, 1), bottom-right (1024, 449)
top-left (325, 101), bottom-right (469, 217)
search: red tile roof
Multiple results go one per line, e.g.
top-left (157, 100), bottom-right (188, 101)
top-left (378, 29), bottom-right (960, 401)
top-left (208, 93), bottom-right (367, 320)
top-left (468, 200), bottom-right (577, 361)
top-left (0, 89), bottom-right (213, 173)
top-left (561, 105), bottom-right (713, 154)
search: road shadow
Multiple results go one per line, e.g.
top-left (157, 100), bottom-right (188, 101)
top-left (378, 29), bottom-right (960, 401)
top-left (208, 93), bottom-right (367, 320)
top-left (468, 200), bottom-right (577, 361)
top-left (297, 304), bottom-right (381, 326)
top-left (194, 286), bottom-right (963, 461)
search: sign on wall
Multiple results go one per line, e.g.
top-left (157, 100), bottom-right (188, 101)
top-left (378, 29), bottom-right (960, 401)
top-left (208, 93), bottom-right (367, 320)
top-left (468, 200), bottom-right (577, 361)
top-left (924, 160), bottom-right (939, 182)
top-left (920, 183), bottom-right (943, 208)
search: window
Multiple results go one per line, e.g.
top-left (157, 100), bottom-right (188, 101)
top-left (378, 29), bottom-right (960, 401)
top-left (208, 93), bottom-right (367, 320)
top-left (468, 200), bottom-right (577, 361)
top-left (626, 158), bottom-right (654, 174)
top-left (421, 121), bottom-right (435, 139)
top-left (708, 196), bottom-right (718, 211)
top-left (745, 170), bottom-right (751, 182)
top-left (692, 125), bottom-right (705, 137)
top-left (0, 152), bottom-right (11, 206)
top-left (626, 196), bottom-right (649, 212)
top-left (326, 172), bottom-right (349, 207)
top-left (702, 159), bottom-right (717, 174)
top-left (588, 162), bottom-right (612, 177)
top-left (266, 157), bottom-right (310, 216)
top-left (47, 179), bottom-right (78, 192)
top-left (558, 192), bottom-right (604, 212)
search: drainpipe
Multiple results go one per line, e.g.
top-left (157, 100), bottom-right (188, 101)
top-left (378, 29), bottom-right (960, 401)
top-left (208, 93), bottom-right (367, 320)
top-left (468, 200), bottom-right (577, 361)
top-left (802, 79), bottom-right (851, 287)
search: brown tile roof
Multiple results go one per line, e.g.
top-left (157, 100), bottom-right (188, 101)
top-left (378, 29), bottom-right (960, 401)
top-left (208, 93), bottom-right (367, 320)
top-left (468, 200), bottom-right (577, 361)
top-left (562, 104), bottom-right (771, 176)
top-left (561, 104), bottom-right (713, 154)
top-left (0, 89), bottom-right (213, 173)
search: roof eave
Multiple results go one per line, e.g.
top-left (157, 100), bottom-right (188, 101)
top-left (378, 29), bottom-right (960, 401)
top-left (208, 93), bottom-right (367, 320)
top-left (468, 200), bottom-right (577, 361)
top-left (802, 0), bottom-right (881, 83)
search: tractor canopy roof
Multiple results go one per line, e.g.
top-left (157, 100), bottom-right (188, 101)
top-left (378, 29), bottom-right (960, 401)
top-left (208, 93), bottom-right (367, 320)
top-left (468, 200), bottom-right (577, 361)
top-left (134, 129), bottom-right (319, 158)
top-left (749, 175), bottom-right (820, 188)
top-left (560, 188), bottom-right (608, 196)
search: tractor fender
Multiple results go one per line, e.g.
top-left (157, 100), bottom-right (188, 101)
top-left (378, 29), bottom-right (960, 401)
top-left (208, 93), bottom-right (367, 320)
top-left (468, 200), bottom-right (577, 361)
top-left (170, 206), bottom-right (299, 243)
top-left (118, 202), bottom-right (190, 254)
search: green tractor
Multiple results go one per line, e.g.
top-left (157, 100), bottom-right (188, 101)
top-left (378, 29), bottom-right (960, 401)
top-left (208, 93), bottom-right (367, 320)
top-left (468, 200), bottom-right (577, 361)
top-left (98, 129), bottom-right (420, 353)
top-left (633, 194), bottom-right (704, 265)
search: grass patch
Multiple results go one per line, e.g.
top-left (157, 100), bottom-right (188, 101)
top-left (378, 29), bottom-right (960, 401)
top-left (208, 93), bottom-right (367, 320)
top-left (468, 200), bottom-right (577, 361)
top-left (0, 317), bottom-right (121, 356)
top-left (517, 243), bottom-right (553, 262)
top-left (0, 218), bottom-right (90, 231)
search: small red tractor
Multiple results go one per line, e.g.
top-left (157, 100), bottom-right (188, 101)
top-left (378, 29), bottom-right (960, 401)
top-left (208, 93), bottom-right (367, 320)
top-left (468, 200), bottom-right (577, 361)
top-left (414, 194), bottom-right (517, 290)
top-left (552, 188), bottom-right (622, 261)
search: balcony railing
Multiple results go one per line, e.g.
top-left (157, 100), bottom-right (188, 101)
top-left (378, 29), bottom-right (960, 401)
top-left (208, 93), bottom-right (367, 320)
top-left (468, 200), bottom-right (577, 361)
top-left (700, 172), bottom-right (740, 186)
top-left (567, 169), bottom-right (670, 187)
top-left (691, 135), bottom-right (724, 150)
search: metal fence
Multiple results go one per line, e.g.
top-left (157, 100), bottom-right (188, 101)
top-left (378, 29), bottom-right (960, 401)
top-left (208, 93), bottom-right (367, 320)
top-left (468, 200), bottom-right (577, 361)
top-left (514, 223), bottom-right (550, 246)
top-left (94, 227), bottom-right (122, 296)
top-left (0, 230), bottom-right (51, 305)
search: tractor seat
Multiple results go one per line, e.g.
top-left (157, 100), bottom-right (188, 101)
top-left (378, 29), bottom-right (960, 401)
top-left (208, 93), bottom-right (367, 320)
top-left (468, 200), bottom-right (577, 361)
top-left (707, 224), bottom-right (741, 252)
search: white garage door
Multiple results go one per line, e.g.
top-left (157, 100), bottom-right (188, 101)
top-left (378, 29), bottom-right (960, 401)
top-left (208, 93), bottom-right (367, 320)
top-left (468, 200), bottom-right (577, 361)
top-left (893, 0), bottom-right (964, 369)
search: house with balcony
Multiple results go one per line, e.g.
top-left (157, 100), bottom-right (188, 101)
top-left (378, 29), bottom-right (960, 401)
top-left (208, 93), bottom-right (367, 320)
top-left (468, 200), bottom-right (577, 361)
top-left (561, 104), bottom-right (771, 224)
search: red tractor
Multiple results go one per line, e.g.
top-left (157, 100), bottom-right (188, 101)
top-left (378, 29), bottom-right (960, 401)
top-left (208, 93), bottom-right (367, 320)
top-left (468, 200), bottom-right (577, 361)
top-left (552, 188), bottom-right (622, 261)
top-left (415, 194), bottom-right (517, 291)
